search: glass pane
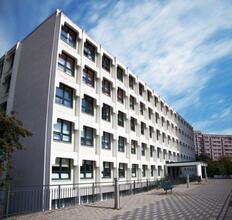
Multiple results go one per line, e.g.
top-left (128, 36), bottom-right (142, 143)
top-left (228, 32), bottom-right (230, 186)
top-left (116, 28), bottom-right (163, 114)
top-left (62, 135), bottom-right (70, 142)
top-left (52, 173), bottom-right (59, 179)
top-left (54, 122), bottom-right (61, 132)
top-left (61, 173), bottom-right (69, 179)
top-left (63, 122), bottom-right (70, 135)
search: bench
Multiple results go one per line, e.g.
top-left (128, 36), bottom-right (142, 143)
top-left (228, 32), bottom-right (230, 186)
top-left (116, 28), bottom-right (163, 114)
top-left (160, 182), bottom-right (174, 194)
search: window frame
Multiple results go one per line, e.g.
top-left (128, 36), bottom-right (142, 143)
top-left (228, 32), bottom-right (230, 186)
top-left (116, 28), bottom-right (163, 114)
top-left (102, 132), bottom-right (111, 150)
top-left (118, 136), bottom-right (125, 152)
top-left (102, 104), bottom-right (111, 122)
top-left (53, 119), bottom-right (72, 143)
top-left (52, 158), bottom-right (71, 180)
top-left (60, 25), bottom-right (77, 48)
top-left (102, 162), bottom-right (111, 178)
top-left (58, 53), bottom-right (75, 76)
top-left (82, 95), bottom-right (94, 115)
top-left (55, 84), bottom-right (73, 108)
top-left (81, 126), bottom-right (94, 146)
top-left (83, 67), bottom-right (95, 87)
top-left (80, 160), bottom-right (93, 179)
top-left (84, 41), bottom-right (96, 62)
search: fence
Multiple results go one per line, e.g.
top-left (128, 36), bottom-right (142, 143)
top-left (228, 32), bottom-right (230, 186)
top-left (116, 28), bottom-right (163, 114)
top-left (0, 177), bottom-right (198, 219)
top-left (0, 179), bottom-right (160, 219)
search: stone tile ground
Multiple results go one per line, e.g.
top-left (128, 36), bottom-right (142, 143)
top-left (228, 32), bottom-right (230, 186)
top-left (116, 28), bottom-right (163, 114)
top-left (9, 179), bottom-right (232, 220)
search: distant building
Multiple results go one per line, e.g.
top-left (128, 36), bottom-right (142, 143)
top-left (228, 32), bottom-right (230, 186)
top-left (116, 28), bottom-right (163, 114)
top-left (194, 131), bottom-right (232, 160)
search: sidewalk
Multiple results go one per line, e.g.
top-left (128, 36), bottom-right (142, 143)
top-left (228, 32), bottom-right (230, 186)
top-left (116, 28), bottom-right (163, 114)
top-left (9, 179), bottom-right (232, 220)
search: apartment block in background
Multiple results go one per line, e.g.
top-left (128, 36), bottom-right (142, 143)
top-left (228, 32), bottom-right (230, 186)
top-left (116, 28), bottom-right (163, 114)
top-left (194, 131), bottom-right (232, 160)
top-left (0, 10), bottom-right (195, 187)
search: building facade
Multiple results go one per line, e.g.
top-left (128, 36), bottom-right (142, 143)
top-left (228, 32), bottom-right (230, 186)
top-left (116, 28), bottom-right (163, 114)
top-left (0, 10), bottom-right (195, 187)
top-left (194, 131), bottom-right (232, 160)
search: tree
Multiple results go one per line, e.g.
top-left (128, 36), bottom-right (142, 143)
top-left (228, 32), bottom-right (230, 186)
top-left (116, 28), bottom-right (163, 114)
top-left (0, 111), bottom-right (32, 183)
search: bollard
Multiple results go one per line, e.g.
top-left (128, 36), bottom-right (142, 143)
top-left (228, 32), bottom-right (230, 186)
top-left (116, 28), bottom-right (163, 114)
top-left (186, 174), bottom-right (189, 188)
top-left (114, 178), bottom-right (120, 210)
top-left (58, 185), bottom-right (61, 208)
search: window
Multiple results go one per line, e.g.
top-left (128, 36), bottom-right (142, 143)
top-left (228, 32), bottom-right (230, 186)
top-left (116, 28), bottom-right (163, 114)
top-left (118, 136), bottom-right (125, 152)
top-left (147, 91), bottom-right (151, 102)
top-left (117, 66), bottom-right (124, 82)
top-left (84, 41), bottom-right (96, 62)
top-left (55, 84), bottom-right (73, 108)
top-left (83, 67), bottom-right (95, 87)
top-left (53, 119), bottom-right (72, 142)
top-left (149, 126), bottom-right (153, 138)
top-left (162, 117), bottom-right (165, 127)
top-left (80, 160), bottom-right (93, 179)
top-left (157, 148), bottom-right (160, 158)
top-left (155, 112), bottom-right (159, 123)
top-left (119, 163), bottom-right (125, 178)
top-left (81, 126), bottom-right (94, 146)
top-left (141, 122), bottom-right (145, 135)
top-left (156, 129), bottom-right (160, 140)
top-left (4, 76), bottom-right (11, 94)
top-left (102, 104), bottom-right (111, 122)
top-left (142, 165), bottom-right (146, 177)
top-left (151, 165), bottom-right (155, 177)
top-left (82, 95), bottom-right (94, 115)
top-left (58, 53), bottom-right (75, 76)
top-left (102, 55), bottom-right (111, 72)
top-left (140, 102), bottom-right (145, 115)
top-left (0, 61), bottom-right (3, 78)
top-left (117, 88), bottom-right (124, 104)
top-left (148, 108), bottom-right (152, 120)
top-left (103, 162), bottom-right (111, 178)
top-left (141, 143), bottom-right (146, 156)
top-left (150, 145), bottom-right (154, 157)
top-left (131, 140), bottom-right (137, 154)
top-left (102, 78), bottom-right (111, 96)
top-left (155, 96), bottom-right (158, 107)
top-left (129, 75), bottom-right (135, 89)
top-left (9, 53), bottom-right (15, 70)
top-left (130, 117), bottom-right (136, 131)
top-left (118, 111), bottom-right (124, 127)
top-left (132, 164), bottom-right (137, 177)
top-left (158, 166), bottom-right (161, 176)
top-left (139, 83), bottom-right (144, 96)
top-left (102, 132), bottom-right (111, 149)
top-left (130, 96), bottom-right (135, 110)
top-left (61, 25), bottom-right (77, 48)
top-left (162, 133), bottom-right (165, 143)
top-left (52, 158), bottom-right (71, 180)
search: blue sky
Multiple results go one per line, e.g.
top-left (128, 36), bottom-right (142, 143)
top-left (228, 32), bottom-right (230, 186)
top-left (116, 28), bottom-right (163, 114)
top-left (0, 0), bottom-right (232, 134)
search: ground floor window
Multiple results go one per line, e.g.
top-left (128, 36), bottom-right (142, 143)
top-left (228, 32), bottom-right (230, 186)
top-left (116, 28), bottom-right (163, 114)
top-left (52, 158), bottom-right (71, 180)
top-left (132, 164), bottom-right (137, 177)
top-left (119, 163), bottom-right (126, 178)
top-left (80, 160), bottom-right (93, 179)
top-left (142, 165), bottom-right (146, 177)
top-left (103, 162), bottom-right (111, 178)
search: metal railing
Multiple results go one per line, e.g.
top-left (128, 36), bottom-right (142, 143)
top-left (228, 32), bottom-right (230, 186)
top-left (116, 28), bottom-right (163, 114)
top-left (0, 179), bottom-right (161, 219)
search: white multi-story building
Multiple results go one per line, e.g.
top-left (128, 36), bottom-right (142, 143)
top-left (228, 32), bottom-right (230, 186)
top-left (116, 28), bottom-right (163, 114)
top-left (0, 10), bottom-right (195, 187)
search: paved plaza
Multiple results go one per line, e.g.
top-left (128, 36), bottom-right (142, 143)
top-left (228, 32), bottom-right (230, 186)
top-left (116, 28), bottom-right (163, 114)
top-left (10, 179), bottom-right (232, 220)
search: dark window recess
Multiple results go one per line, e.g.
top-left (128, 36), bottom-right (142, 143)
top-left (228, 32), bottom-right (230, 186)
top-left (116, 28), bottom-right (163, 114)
top-left (61, 25), bottom-right (77, 48)
top-left (148, 108), bottom-right (152, 120)
top-left (102, 104), bottom-right (111, 122)
top-left (129, 75), bottom-right (135, 89)
top-left (102, 162), bottom-right (111, 178)
top-left (119, 163), bottom-right (125, 178)
top-left (80, 160), bottom-right (93, 179)
top-left (117, 88), bottom-right (124, 104)
top-left (58, 53), bottom-right (75, 76)
top-left (150, 146), bottom-right (154, 157)
top-left (55, 84), bottom-right (73, 108)
top-left (141, 122), bottom-right (145, 135)
top-left (81, 126), bottom-right (94, 146)
top-left (4, 76), bottom-right (11, 94)
top-left (102, 55), bottom-right (111, 72)
top-left (102, 79), bottom-right (111, 96)
top-left (53, 119), bottom-right (72, 142)
top-left (84, 41), bottom-right (96, 62)
top-left (83, 67), bottom-right (95, 87)
top-left (118, 136), bottom-right (125, 152)
top-left (52, 158), bottom-right (71, 180)
top-left (132, 164), bottom-right (137, 177)
top-left (118, 111), bottom-right (124, 127)
top-left (82, 95), bottom-right (94, 115)
top-left (139, 83), bottom-right (144, 96)
top-left (142, 165), bottom-right (146, 177)
top-left (147, 91), bottom-right (151, 102)
top-left (130, 96), bottom-right (135, 110)
top-left (149, 126), bottom-right (153, 138)
top-left (102, 132), bottom-right (111, 149)
top-left (117, 66), bottom-right (124, 82)
top-left (141, 144), bottom-right (146, 156)
top-left (131, 140), bottom-right (136, 154)
top-left (140, 102), bottom-right (145, 115)
top-left (130, 117), bottom-right (136, 131)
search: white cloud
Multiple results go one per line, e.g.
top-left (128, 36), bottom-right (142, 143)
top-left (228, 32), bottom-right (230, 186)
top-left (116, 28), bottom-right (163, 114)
top-left (89, 0), bottom-right (232, 110)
